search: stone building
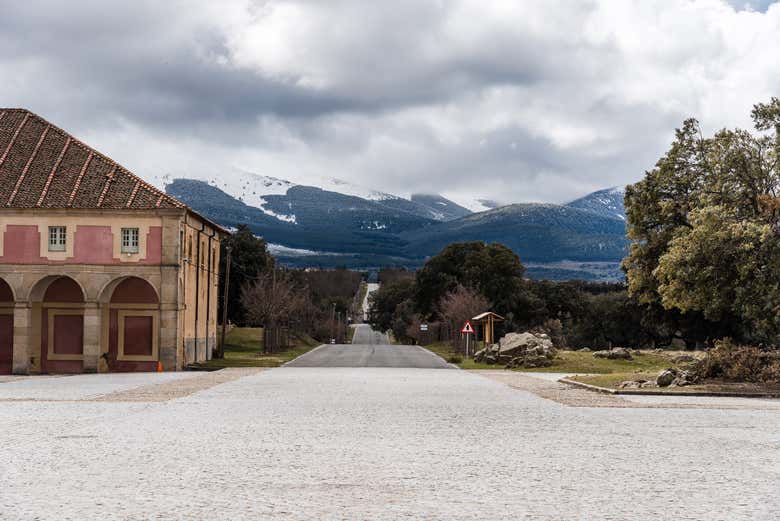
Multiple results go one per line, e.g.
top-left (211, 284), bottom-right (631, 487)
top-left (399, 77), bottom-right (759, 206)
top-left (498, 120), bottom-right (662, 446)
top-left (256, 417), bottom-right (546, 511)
top-left (0, 108), bottom-right (228, 374)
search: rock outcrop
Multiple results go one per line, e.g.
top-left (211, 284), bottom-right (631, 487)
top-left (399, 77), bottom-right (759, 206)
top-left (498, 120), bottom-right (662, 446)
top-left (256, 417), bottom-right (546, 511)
top-left (593, 347), bottom-right (632, 360)
top-left (656, 368), bottom-right (695, 387)
top-left (474, 332), bottom-right (557, 368)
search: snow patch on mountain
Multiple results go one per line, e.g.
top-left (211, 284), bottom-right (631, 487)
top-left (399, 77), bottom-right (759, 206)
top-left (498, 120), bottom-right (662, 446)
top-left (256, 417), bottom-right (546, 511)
top-left (566, 186), bottom-right (627, 221)
top-left (445, 195), bottom-right (498, 213)
top-left (318, 177), bottom-right (400, 201)
top-left (267, 244), bottom-right (346, 257)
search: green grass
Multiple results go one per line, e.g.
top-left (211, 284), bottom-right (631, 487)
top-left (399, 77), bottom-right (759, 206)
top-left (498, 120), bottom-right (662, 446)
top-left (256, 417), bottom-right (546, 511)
top-left (422, 342), bottom-right (674, 373)
top-left (192, 327), bottom-right (320, 369)
top-left (524, 350), bottom-right (671, 374)
top-left (423, 342), bottom-right (505, 369)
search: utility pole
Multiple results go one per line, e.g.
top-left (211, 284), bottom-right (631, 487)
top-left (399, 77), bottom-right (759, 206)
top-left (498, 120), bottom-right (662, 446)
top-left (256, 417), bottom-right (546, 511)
top-left (218, 245), bottom-right (232, 359)
top-left (330, 302), bottom-right (336, 343)
top-left (337, 311), bottom-right (342, 343)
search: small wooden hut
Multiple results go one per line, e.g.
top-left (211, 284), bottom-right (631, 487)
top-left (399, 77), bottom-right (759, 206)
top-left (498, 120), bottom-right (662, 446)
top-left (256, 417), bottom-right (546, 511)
top-left (471, 311), bottom-right (505, 346)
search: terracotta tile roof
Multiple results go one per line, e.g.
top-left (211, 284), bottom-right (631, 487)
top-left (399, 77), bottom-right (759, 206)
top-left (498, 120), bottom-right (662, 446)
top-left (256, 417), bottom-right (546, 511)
top-left (0, 108), bottom-right (185, 211)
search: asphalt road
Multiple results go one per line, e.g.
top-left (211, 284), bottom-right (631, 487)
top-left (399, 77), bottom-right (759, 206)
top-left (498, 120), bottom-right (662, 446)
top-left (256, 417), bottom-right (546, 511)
top-left (286, 324), bottom-right (451, 368)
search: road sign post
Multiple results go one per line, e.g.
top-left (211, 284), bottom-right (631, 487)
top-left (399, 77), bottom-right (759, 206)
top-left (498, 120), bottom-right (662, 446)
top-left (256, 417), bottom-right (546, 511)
top-left (461, 321), bottom-right (474, 357)
top-left (419, 323), bottom-right (429, 346)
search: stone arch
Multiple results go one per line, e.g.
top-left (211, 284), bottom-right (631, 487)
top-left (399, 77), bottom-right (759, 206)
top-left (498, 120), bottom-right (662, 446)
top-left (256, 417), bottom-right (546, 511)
top-left (102, 276), bottom-right (160, 372)
top-left (28, 274), bottom-right (86, 303)
top-left (0, 277), bottom-right (16, 303)
top-left (31, 276), bottom-right (86, 374)
top-left (98, 275), bottom-right (160, 305)
top-left (0, 278), bottom-right (14, 374)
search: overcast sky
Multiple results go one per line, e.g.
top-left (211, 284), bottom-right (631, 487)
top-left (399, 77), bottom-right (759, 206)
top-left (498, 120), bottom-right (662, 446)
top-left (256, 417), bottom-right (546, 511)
top-left (1, 0), bottom-right (778, 204)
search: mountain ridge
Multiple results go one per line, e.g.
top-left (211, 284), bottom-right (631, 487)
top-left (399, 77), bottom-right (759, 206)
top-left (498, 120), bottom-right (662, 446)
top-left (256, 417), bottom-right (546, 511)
top-left (164, 174), bottom-right (631, 280)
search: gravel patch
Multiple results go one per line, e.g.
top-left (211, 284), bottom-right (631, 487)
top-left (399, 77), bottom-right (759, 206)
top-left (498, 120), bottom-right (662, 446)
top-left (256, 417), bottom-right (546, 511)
top-left (0, 372), bottom-right (199, 401)
top-left (93, 368), bottom-right (266, 402)
top-left (475, 370), bottom-right (780, 410)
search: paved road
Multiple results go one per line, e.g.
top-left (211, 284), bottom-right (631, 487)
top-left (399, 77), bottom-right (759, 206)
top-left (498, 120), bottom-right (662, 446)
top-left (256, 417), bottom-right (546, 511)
top-left (361, 282), bottom-right (379, 318)
top-left (286, 324), bottom-right (451, 368)
top-left (1, 368), bottom-right (779, 520)
top-left (351, 323), bottom-right (390, 344)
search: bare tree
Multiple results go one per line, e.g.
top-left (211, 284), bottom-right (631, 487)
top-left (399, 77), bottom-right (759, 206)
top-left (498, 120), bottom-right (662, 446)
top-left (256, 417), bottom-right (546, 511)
top-left (439, 285), bottom-right (490, 353)
top-left (241, 270), bottom-right (309, 352)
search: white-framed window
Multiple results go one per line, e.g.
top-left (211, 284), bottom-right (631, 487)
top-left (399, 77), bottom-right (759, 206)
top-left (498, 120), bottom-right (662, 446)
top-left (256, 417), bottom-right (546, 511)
top-left (48, 226), bottom-right (66, 251)
top-left (121, 227), bottom-right (140, 254)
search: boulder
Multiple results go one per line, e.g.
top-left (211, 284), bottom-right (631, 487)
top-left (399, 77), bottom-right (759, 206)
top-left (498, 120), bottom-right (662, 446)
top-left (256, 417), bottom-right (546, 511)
top-left (671, 370), bottom-right (695, 387)
top-left (498, 332), bottom-right (556, 358)
top-left (656, 368), bottom-right (677, 387)
top-left (473, 348), bottom-right (487, 362)
top-left (580, 348), bottom-right (591, 352)
top-left (492, 331), bottom-right (557, 369)
top-left (506, 354), bottom-right (553, 369)
top-left (593, 347), bottom-right (633, 360)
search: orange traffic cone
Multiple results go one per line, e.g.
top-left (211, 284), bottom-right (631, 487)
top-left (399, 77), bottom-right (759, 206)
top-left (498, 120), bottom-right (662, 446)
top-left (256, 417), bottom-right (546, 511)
top-left (156, 361), bottom-right (163, 372)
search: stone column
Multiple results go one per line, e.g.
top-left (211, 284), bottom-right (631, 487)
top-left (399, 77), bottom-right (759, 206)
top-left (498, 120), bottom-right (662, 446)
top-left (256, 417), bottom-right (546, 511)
top-left (82, 303), bottom-right (100, 373)
top-left (12, 303), bottom-right (31, 375)
top-left (159, 261), bottom-right (181, 371)
top-left (159, 306), bottom-right (178, 371)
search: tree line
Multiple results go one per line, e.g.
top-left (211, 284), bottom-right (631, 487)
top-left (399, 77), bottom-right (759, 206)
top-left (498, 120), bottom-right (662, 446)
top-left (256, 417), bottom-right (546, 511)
top-left (217, 225), bottom-right (363, 351)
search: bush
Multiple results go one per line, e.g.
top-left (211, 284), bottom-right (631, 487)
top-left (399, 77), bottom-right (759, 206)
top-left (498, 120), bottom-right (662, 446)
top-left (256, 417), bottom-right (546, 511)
top-left (695, 339), bottom-right (780, 383)
top-left (447, 354), bottom-right (463, 364)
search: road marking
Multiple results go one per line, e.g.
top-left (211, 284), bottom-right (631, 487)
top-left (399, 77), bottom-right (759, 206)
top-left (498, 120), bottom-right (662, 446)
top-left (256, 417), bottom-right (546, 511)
top-left (283, 342), bottom-right (330, 366)
top-left (412, 344), bottom-right (460, 369)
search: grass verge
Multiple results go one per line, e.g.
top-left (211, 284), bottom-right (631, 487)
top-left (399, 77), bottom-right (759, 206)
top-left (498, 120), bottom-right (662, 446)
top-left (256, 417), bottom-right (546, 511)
top-left (568, 373), bottom-right (780, 394)
top-left (356, 282), bottom-right (368, 313)
top-left (422, 343), bottom-right (675, 373)
top-left (191, 327), bottom-right (320, 369)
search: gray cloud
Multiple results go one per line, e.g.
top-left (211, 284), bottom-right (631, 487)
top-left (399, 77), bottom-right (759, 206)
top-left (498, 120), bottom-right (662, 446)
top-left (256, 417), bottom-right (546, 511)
top-left (1, 0), bottom-right (778, 204)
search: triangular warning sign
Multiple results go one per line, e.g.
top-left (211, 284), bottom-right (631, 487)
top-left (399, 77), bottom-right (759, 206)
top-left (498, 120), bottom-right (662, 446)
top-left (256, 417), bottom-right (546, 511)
top-left (461, 321), bottom-right (474, 334)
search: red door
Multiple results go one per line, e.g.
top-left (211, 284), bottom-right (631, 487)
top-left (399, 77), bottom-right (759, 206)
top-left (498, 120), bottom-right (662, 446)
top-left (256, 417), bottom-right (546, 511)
top-left (0, 314), bottom-right (12, 374)
top-left (41, 310), bottom-right (84, 374)
top-left (123, 316), bottom-right (154, 356)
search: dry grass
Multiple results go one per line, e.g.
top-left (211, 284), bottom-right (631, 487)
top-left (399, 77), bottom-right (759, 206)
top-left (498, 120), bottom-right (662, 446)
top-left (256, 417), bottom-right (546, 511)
top-left (193, 327), bottom-right (319, 369)
top-left (423, 343), bottom-right (678, 373)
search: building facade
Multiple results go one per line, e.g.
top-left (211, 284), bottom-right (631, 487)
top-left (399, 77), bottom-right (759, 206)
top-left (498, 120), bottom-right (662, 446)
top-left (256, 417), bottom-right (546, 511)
top-left (0, 108), bottom-right (227, 374)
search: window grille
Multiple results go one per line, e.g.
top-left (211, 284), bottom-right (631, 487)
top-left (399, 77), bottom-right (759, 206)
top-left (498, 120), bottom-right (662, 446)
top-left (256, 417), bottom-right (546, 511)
top-left (48, 226), bottom-right (66, 251)
top-left (121, 228), bottom-right (139, 254)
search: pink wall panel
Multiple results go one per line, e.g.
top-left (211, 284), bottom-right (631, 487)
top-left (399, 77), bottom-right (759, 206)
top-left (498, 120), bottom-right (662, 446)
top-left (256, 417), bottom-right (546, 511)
top-left (0, 224), bottom-right (165, 266)
top-left (1, 225), bottom-right (46, 263)
top-left (141, 226), bottom-right (162, 264)
top-left (71, 225), bottom-right (114, 264)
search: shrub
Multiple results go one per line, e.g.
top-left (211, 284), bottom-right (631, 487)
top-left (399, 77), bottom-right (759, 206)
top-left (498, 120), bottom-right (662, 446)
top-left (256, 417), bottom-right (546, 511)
top-left (447, 355), bottom-right (463, 364)
top-left (695, 339), bottom-right (780, 383)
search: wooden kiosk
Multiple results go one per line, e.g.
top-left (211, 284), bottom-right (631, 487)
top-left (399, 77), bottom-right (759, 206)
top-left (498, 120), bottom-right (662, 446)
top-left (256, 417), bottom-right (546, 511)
top-left (471, 311), bottom-right (505, 346)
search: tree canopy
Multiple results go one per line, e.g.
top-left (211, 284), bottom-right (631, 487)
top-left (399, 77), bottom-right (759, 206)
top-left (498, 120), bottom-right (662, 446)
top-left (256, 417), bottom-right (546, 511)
top-left (414, 242), bottom-right (525, 315)
top-left (623, 98), bottom-right (780, 343)
top-left (219, 224), bottom-right (274, 326)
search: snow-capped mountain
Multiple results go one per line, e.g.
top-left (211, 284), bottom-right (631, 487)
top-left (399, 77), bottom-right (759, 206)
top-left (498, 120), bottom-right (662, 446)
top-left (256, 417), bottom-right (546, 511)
top-left (317, 177), bottom-right (400, 202)
top-left (162, 171), bottom-right (630, 281)
top-left (410, 194), bottom-right (472, 221)
top-left (156, 169), bottom-right (479, 225)
top-left (566, 186), bottom-right (626, 221)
